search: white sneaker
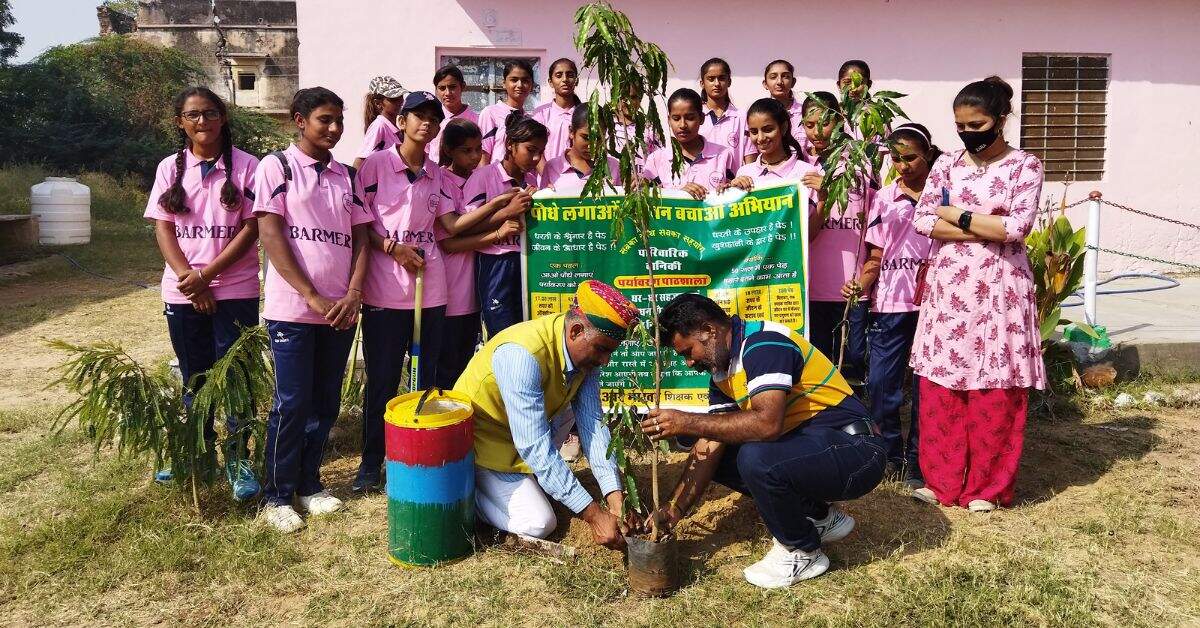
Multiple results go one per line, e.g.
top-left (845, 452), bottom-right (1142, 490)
top-left (912, 487), bottom-right (939, 505)
top-left (968, 499), bottom-right (996, 513)
top-left (260, 504), bottom-right (305, 533)
top-left (809, 506), bottom-right (855, 543)
top-left (742, 540), bottom-right (830, 589)
top-left (298, 490), bottom-right (345, 516)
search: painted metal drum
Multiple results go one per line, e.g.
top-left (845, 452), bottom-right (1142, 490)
top-left (384, 390), bottom-right (475, 567)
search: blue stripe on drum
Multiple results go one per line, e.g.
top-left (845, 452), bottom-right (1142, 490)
top-left (385, 456), bottom-right (475, 505)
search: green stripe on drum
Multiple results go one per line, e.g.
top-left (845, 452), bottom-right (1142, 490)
top-left (387, 498), bottom-right (475, 566)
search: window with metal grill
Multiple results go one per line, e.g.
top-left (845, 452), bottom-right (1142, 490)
top-left (437, 55), bottom-right (542, 113)
top-left (1020, 54), bottom-right (1108, 182)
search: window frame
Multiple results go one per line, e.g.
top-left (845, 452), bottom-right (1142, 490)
top-left (435, 47), bottom-right (545, 113)
top-left (1019, 52), bottom-right (1110, 182)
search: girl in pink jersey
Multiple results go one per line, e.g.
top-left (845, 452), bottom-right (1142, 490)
top-left (698, 58), bottom-right (752, 164)
top-left (466, 110), bottom-right (547, 334)
top-left (802, 91), bottom-right (872, 388)
top-left (532, 58), bottom-right (582, 163)
top-left (478, 60), bottom-right (535, 166)
top-left (762, 59), bottom-right (810, 155)
top-left (843, 123), bottom-right (940, 490)
top-left (354, 92), bottom-right (523, 492)
top-left (145, 86), bottom-right (261, 501)
top-left (435, 119), bottom-right (523, 389)
top-left (255, 87), bottom-right (373, 532)
top-left (540, 106), bottom-right (621, 193)
top-left (614, 84), bottom-right (659, 170)
top-left (837, 59), bottom-right (873, 102)
top-left (354, 75), bottom-right (407, 169)
top-left (909, 78), bottom-right (1045, 512)
top-left (642, 88), bottom-right (735, 200)
top-left (428, 65), bottom-right (480, 164)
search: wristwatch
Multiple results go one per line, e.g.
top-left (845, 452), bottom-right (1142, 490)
top-left (957, 210), bottom-right (974, 231)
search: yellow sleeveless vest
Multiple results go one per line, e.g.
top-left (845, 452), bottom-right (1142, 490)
top-left (453, 313), bottom-right (585, 473)
top-left (714, 320), bottom-right (854, 434)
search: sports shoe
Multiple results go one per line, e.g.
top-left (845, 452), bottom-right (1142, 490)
top-left (351, 466), bottom-right (384, 493)
top-left (743, 540), bottom-right (830, 589)
top-left (298, 490), bottom-right (345, 516)
top-left (225, 458), bottom-right (261, 502)
top-left (559, 433), bottom-right (581, 463)
top-left (809, 506), bottom-right (855, 543)
top-left (153, 468), bottom-right (173, 484)
top-left (260, 504), bottom-right (305, 533)
top-left (912, 487), bottom-right (939, 505)
top-left (968, 499), bottom-right (996, 513)
top-left (902, 461), bottom-right (925, 490)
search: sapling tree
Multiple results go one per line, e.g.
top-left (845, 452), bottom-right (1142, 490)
top-left (49, 324), bottom-right (273, 510)
top-left (804, 72), bottom-right (907, 369)
top-left (573, 1), bottom-right (676, 539)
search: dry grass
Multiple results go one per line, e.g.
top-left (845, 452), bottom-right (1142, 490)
top-left (1, 167), bottom-right (1199, 626)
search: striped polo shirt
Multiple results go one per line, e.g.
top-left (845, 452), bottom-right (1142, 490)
top-left (708, 317), bottom-right (855, 434)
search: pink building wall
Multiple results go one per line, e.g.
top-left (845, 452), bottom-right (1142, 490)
top-left (298, 0), bottom-right (1200, 275)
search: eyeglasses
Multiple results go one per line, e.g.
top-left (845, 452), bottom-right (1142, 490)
top-left (181, 109), bottom-right (221, 122)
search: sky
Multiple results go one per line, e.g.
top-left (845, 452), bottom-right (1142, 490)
top-left (10, 0), bottom-right (108, 63)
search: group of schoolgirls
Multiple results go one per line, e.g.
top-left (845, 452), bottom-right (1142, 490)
top-left (146, 54), bottom-right (940, 533)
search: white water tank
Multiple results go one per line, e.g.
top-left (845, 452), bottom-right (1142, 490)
top-left (31, 177), bottom-right (91, 245)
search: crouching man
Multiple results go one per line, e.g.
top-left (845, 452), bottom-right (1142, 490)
top-left (642, 294), bottom-right (886, 588)
top-left (454, 280), bottom-right (640, 549)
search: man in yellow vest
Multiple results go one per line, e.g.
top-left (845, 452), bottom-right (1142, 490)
top-left (639, 293), bottom-right (886, 588)
top-left (454, 279), bottom-right (640, 550)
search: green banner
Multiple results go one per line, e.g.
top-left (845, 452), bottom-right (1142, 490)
top-left (522, 182), bottom-right (809, 408)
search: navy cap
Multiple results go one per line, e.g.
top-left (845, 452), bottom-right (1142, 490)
top-left (402, 91), bottom-right (442, 116)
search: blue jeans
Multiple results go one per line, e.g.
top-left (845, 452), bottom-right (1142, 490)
top-left (360, 304), bottom-right (446, 470)
top-left (703, 396), bottom-right (886, 552)
top-left (436, 311), bottom-right (481, 389)
top-left (809, 300), bottom-right (869, 384)
top-left (475, 251), bottom-right (523, 336)
top-left (868, 311), bottom-right (921, 466)
top-left (263, 320), bottom-right (354, 505)
top-left (163, 298), bottom-right (259, 446)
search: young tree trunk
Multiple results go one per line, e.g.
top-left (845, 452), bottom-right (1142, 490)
top-left (638, 213), bottom-right (663, 540)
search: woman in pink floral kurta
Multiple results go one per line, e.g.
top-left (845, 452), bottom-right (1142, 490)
top-left (909, 77), bottom-right (1046, 511)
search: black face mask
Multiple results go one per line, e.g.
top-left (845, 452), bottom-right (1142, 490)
top-left (958, 119), bottom-right (1001, 154)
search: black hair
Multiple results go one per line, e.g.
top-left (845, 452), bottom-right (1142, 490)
top-left (667, 87), bottom-right (704, 115)
top-left (291, 86), bottom-right (344, 120)
top-left (547, 57), bottom-right (582, 106)
top-left (657, 294), bottom-right (730, 345)
top-left (569, 105), bottom-right (590, 133)
top-left (437, 118), bottom-right (482, 167)
top-left (503, 108), bottom-right (549, 157)
top-left (502, 59), bottom-right (535, 80)
top-left (158, 86), bottom-right (238, 215)
top-left (699, 57), bottom-right (732, 79)
top-left (747, 97), bottom-right (805, 158)
top-left (433, 64), bottom-right (466, 87)
top-left (362, 93), bottom-right (384, 129)
top-left (764, 59), bottom-right (794, 78)
top-left (837, 59), bottom-right (872, 83)
top-left (801, 91), bottom-right (840, 117)
top-left (953, 75), bottom-right (1014, 120)
top-left (889, 122), bottom-right (942, 164)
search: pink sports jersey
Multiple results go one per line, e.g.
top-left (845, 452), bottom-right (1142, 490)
top-left (478, 102), bottom-right (519, 164)
top-left (144, 147), bottom-right (261, 304)
top-left (700, 101), bottom-right (750, 163)
top-left (809, 168), bottom-right (874, 302)
top-left (359, 149), bottom-right (454, 310)
top-left (734, 151), bottom-right (818, 188)
top-left (427, 104), bottom-right (480, 164)
top-left (865, 182), bottom-right (932, 313)
top-left (462, 161), bottom-right (538, 255)
top-left (357, 115), bottom-right (401, 160)
top-left (539, 154), bottom-right (622, 193)
top-left (436, 167), bottom-right (479, 316)
top-left (641, 140), bottom-right (735, 192)
top-left (531, 99), bottom-right (578, 162)
top-left (784, 98), bottom-right (814, 155)
top-left (254, 144), bottom-right (374, 325)
top-left (614, 120), bottom-right (660, 170)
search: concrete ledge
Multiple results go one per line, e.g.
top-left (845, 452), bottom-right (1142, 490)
top-left (1111, 342), bottom-right (1200, 379)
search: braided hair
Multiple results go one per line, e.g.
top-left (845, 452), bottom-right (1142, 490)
top-left (158, 86), bottom-right (240, 214)
top-left (502, 108), bottom-right (549, 159)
